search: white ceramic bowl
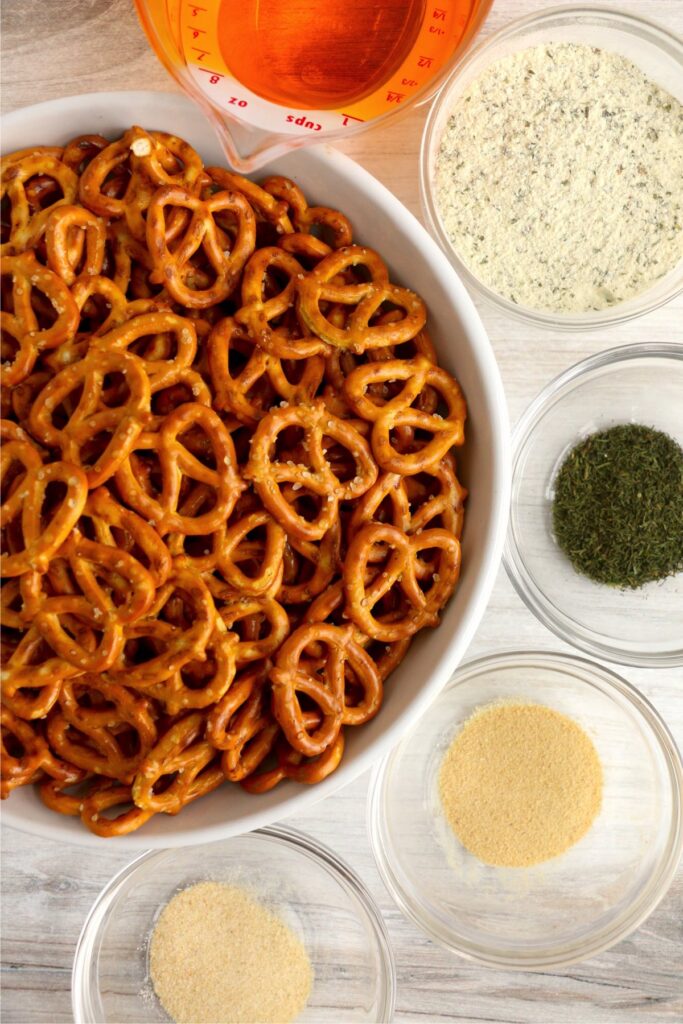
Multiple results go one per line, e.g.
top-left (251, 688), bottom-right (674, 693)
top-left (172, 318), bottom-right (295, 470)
top-left (1, 91), bottom-right (510, 848)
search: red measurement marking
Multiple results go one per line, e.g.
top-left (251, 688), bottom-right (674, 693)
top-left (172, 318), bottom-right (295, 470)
top-left (188, 27), bottom-right (207, 38)
top-left (402, 77), bottom-right (418, 86)
top-left (341, 114), bottom-right (365, 126)
top-left (433, 7), bottom-right (447, 19)
top-left (386, 91), bottom-right (405, 103)
top-left (191, 47), bottom-right (210, 61)
top-left (198, 67), bottom-right (225, 79)
top-left (429, 25), bottom-right (445, 34)
top-left (418, 55), bottom-right (434, 68)
top-left (188, 4), bottom-right (207, 14)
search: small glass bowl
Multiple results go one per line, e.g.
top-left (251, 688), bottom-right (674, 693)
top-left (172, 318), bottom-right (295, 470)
top-left (503, 342), bottom-right (683, 667)
top-left (368, 650), bottom-right (683, 970)
top-left (420, 6), bottom-right (683, 330)
top-left (72, 825), bottom-right (395, 1023)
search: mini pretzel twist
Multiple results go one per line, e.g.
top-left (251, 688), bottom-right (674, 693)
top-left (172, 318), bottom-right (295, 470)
top-left (38, 773), bottom-right (93, 817)
top-left (60, 276), bottom-right (132, 352)
top-left (0, 252), bottom-right (79, 386)
top-left (205, 662), bottom-right (270, 750)
top-left (92, 311), bottom-right (197, 391)
top-left (216, 509), bottom-right (286, 596)
top-left (131, 129), bottom-right (204, 192)
top-left (344, 355), bottom-right (466, 474)
top-left (212, 668), bottom-right (281, 783)
top-left (234, 246), bottom-right (328, 360)
top-left (82, 486), bottom-right (172, 588)
top-left (344, 523), bottom-right (462, 641)
top-left (28, 349), bottom-right (151, 487)
top-left (106, 566), bottom-right (216, 688)
top-left (60, 532), bottom-right (157, 623)
top-left (1, 153), bottom-right (78, 255)
top-left (143, 625), bottom-right (237, 715)
top-left (0, 610), bottom-right (66, 716)
top-left (1, 674), bottom-right (65, 721)
top-left (44, 205), bottom-right (106, 285)
top-left (33, 596), bottom-right (125, 673)
top-left (208, 316), bottom-right (325, 426)
top-left (1, 460), bottom-right (88, 577)
top-left (131, 712), bottom-right (223, 814)
top-left (296, 246), bottom-right (427, 353)
top-left (240, 711), bottom-right (345, 794)
top-left (349, 456), bottom-right (467, 542)
top-left (217, 595), bottom-right (290, 664)
top-left (78, 127), bottom-right (203, 222)
top-left (79, 780), bottom-right (155, 836)
top-left (115, 403), bottom-right (243, 535)
top-left (1, 707), bottom-right (83, 798)
top-left (270, 622), bottom-right (382, 757)
top-left (245, 399), bottom-right (377, 542)
top-left (1, 622), bottom-right (82, 717)
top-left (405, 454), bottom-right (467, 538)
top-left (278, 231), bottom-right (333, 267)
top-left (261, 175), bottom-right (353, 248)
top-left (305, 579), bottom-right (412, 682)
top-left (146, 185), bottom-right (256, 307)
top-left (61, 134), bottom-right (109, 175)
top-left (207, 167), bottom-right (293, 235)
top-left (47, 678), bottom-right (158, 782)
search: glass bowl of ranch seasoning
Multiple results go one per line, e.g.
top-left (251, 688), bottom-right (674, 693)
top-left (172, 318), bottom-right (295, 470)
top-left (421, 7), bottom-right (683, 329)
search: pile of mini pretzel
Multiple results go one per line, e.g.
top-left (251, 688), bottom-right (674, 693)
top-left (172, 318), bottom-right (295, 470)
top-left (0, 126), bottom-right (466, 836)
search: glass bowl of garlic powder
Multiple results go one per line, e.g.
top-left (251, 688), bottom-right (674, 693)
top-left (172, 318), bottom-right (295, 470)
top-left (368, 650), bottom-right (683, 969)
top-left (72, 825), bottom-right (395, 1023)
top-left (420, 7), bottom-right (683, 329)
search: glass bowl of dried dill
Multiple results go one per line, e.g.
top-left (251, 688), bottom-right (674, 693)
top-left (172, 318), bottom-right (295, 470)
top-left (504, 342), bottom-right (683, 667)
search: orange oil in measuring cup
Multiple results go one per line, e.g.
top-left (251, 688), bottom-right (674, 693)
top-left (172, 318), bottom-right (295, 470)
top-left (218, 0), bottom-right (427, 110)
top-left (135, 0), bottom-right (492, 169)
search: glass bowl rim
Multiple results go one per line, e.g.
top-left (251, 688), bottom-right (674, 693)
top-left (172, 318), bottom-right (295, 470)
top-left (503, 341), bottom-right (683, 668)
top-left (419, 4), bottom-right (683, 331)
top-left (71, 823), bottom-right (397, 1024)
top-left (368, 647), bottom-right (683, 970)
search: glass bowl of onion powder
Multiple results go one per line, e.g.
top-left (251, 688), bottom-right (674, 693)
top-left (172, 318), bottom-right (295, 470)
top-left (504, 342), bottom-right (683, 667)
top-left (368, 650), bottom-right (683, 969)
top-left (420, 7), bottom-right (683, 329)
top-left (72, 825), bottom-right (395, 1023)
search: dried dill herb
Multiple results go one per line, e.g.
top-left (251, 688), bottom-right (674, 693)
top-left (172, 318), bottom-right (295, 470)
top-left (552, 424), bottom-right (683, 589)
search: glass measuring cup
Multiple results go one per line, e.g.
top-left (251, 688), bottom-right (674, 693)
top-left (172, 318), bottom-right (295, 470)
top-left (134, 0), bottom-right (492, 171)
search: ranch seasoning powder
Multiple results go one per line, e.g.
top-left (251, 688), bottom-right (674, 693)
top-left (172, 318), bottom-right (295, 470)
top-left (435, 43), bottom-right (683, 313)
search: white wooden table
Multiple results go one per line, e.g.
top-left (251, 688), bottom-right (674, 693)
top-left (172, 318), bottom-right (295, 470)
top-left (1, 1), bottom-right (682, 1021)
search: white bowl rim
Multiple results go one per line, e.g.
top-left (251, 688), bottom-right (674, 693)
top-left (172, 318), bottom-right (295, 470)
top-left (503, 341), bottom-right (683, 668)
top-left (1, 90), bottom-right (511, 848)
top-left (71, 823), bottom-right (397, 1023)
top-left (367, 647), bottom-right (683, 970)
top-left (419, 4), bottom-right (683, 332)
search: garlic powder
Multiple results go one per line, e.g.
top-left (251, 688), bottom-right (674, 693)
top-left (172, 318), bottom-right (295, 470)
top-left (149, 881), bottom-right (312, 1023)
top-left (435, 43), bottom-right (683, 313)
